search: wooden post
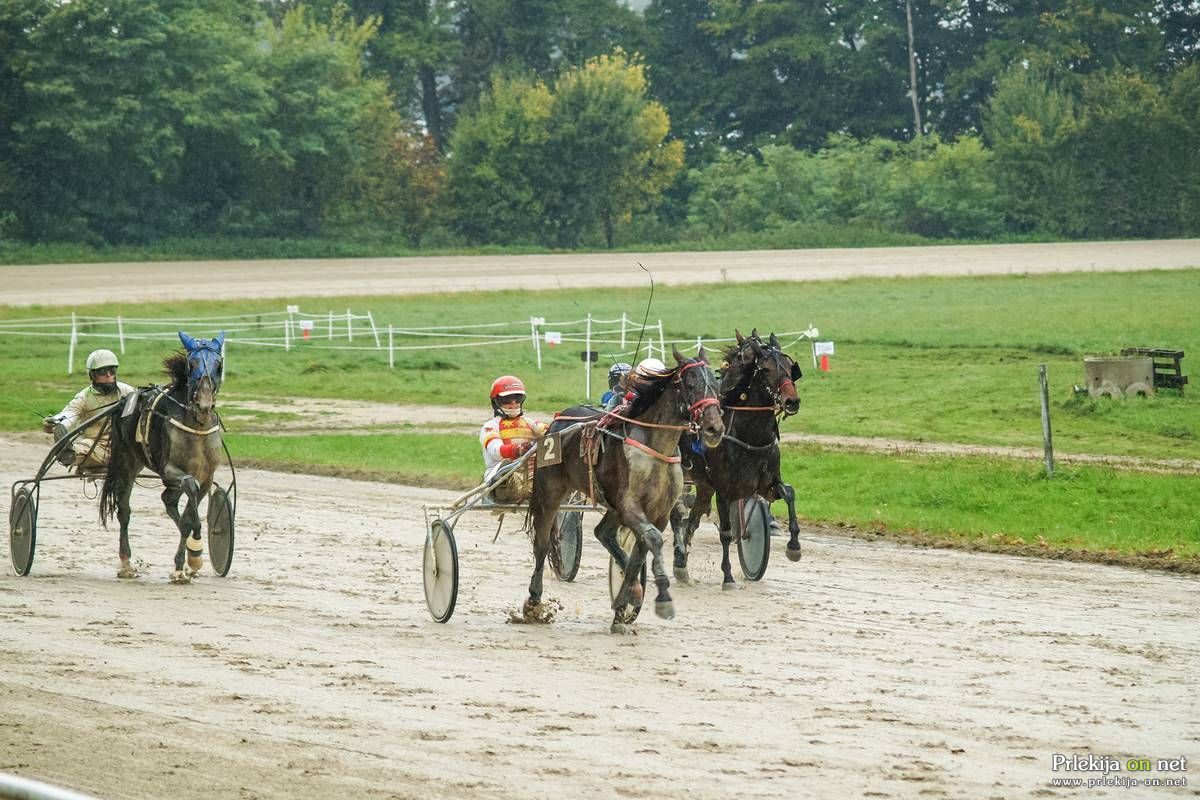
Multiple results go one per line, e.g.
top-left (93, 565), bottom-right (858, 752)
top-left (1039, 364), bottom-right (1055, 476)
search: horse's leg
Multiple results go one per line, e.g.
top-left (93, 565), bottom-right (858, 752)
top-left (525, 482), bottom-right (570, 619)
top-left (613, 507), bottom-right (673, 623)
top-left (669, 495), bottom-right (690, 583)
top-left (775, 478), bottom-right (802, 562)
top-left (161, 465), bottom-right (203, 583)
top-left (182, 477), bottom-right (211, 575)
top-left (593, 509), bottom-right (625, 565)
top-left (115, 468), bottom-right (138, 578)
top-left (676, 483), bottom-right (713, 583)
top-left (715, 493), bottom-right (737, 589)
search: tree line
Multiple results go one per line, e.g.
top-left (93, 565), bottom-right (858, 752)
top-left (1, 0), bottom-right (1197, 248)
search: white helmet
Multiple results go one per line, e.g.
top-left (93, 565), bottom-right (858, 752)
top-left (635, 357), bottom-right (668, 377)
top-left (86, 349), bottom-right (119, 370)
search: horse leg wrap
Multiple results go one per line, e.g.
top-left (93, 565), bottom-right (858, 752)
top-left (186, 535), bottom-right (204, 571)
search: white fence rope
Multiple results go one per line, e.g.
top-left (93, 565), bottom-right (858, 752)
top-left (0, 305), bottom-right (820, 399)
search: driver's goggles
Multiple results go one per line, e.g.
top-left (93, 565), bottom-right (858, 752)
top-left (498, 394), bottom-right (525, 405)
top-left (91, 367), bottom-right (117, 376)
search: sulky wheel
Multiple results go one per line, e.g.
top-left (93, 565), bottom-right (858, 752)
top-left (551, 510), bottom-right (584, 582)
top-left (734, 495), bottom-right (772, 581)
top-left (423, 518), bottom-right (459, 624)
top-left (9, 487), bottom-right (37, 577)
top-left (207, 484), bottom-right (235, 577)
top-left (608, 526), bottom-right (647, 624)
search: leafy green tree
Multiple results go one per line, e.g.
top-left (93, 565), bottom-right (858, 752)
top-left (0, 0), bottom-right (275, 242)
top-left (448, 51), bottom-right (683, 248)
top-left (245, 6), bottom-right (403, 234)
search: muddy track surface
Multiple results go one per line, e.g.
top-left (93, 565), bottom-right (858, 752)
top-left (1, 436), bottom-right (1196, 799)
top-left (3, 239), bottom-right (1199, 306)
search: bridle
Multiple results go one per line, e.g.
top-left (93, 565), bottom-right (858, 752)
top-left (723, 342), bottom-right (799, 420)
top-left (676, 358), bottom-right (720, 432)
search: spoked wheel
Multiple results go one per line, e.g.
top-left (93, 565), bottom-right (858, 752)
top-left (551, 510), bottom-right (583, 582)
top-left (9, 487), bottom-right (37, 577)
top-left (424, 518), bottom-right (459, 623)
top-left (733, 496), bottom-right (772, 581)
top-left (207, 484), bottom-right (235, 577)
top-left (608, 526), bottom-right (647, 624)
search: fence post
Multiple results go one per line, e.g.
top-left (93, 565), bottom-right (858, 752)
top-left (620, 312), bottom-right (627, 350)
top-left (531, 316), bottom-right (542, 370)
top-left (658, 320), bottom-right (665, 360)
top-left (284, 315), bottom-right (290, 351)
top-left (67, 312), bottom-right (77, 375)
top-left (388, 325), bottom-right (394, 368)
top-left (117, 315), bottom-right (125, 354)
top-left (367, 311), bottom-right (381, 349)
top-left (1039, 364), bottom-right (1055, 477)
top-left (327, 311), bottom-right (333, 340)
top-left (346, 309), bottom-right (353, 343)
top-left (696, 335), bottom-right (702, 354)
top-left (585, 313), bottom-right (593, 400)
top-left (220, 338), bottom-right (228, 380)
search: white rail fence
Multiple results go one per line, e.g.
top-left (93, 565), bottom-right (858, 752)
top-left (0, 307), bottom-right (820, 399)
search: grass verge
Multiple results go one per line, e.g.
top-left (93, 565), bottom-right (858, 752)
top-left (227, 432), bottom-right (1200, 572)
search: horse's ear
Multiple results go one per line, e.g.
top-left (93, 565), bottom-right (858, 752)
top-left (749, 337), bottom-right (763, 357)
top-left (750, 327), bottom-right (759, 340)
top-left (213, 331), bottom-right (226, 351)
top-left (697, 344), bottom-right (709, 363)
top-left (179, 331), bottom-right (197, 352)
top-left (672, 344), bottom-right (688, 366)
top-left (769, 332), bottom-right (780, 349)
top-left (735, 329), bottom-right (745, 346)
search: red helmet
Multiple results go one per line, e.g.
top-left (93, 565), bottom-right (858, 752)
top-left (490, 375), bottom-right (526, 399)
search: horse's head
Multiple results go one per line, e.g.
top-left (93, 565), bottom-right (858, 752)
top-left (730, 329), bottom-right (801, 416)
top-left (178, 331), bottom-right (225, 420)
top-left (672, 345), bottom-right (725, 448)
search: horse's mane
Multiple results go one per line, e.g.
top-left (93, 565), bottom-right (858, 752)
top-left (163, 351), bottom-right (188, 390)
top-left (626, 369), bottom-right (674, 418)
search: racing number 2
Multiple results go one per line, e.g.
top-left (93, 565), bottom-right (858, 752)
top-left (537, 433), bottom-right (562, 466)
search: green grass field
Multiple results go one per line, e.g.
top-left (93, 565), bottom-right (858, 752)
top-left (4, 268), bottom-right (1197, 568)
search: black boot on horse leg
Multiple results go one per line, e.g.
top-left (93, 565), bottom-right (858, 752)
top-left (716, 495), bottom-right (738, 589)
top-left (523, 482), bottom-right (571, 620)
top-left (777, 480), bottom-right (802, 561)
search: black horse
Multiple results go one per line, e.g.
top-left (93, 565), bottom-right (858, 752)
top-left (100, 332), bottom-right (225, 582)
top-left (525, 346), bottom-right (725, 632)
top-left (674, 330), bottom-right (802, 587)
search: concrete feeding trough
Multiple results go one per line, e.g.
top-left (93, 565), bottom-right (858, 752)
top-left (1083, 356), bottom-right (1154, 398)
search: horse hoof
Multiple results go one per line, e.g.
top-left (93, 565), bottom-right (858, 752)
top-left (169, 570), bottom-right (192, 584)
top-left (187, 556), bottom-right (203, 572)
top-left (117, 562), bottom-right (139, 579)
top-left (655, 600), bottom-right (675, 620)
top-left (673, 567), bottom-right (692, 584)
top-left (786, 543), bottom-right (802, 562)
top-left (610, 622), bottom-right (634, 635)
top-left (721, 581), bottom-right (738, 591)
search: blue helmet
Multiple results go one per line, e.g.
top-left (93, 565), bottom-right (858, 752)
top-left (607, 362), bottom-right (632, 391)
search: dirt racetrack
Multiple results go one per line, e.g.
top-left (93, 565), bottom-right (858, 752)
top-left (1, 436), bottom-right (1197, 799)
top-left (3, 239), bottom-right (1199, 306)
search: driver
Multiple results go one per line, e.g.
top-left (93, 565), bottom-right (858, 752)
top-left (480, 375), bottom-right (547, 502)
top-left (601, 362), bottom-right (632, 411)
top-left (42, 349), bottom-right (135, 468)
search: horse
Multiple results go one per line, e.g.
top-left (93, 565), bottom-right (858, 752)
top-left (99, 331), bottom-right (225, 582)
top-left (525, 346), bottom-right (725, 633)
top-left (673, 330), bottom-right (802, 587)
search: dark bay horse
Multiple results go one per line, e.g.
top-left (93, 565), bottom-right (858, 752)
top-left (100, 332), bottom-right (225, 582)
top-left (525, 347), bottom-right (725, 632)
top-left (674, 330), bottom-right (802, 587)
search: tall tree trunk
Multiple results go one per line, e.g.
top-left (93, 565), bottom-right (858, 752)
top-left (906, 0), bottom-right (923, 137)
top-left (420, 65), bottom-right (445, 152)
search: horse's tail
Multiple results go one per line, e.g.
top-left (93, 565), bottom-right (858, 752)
top-left (98, 404), bottom-right (134, 528)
